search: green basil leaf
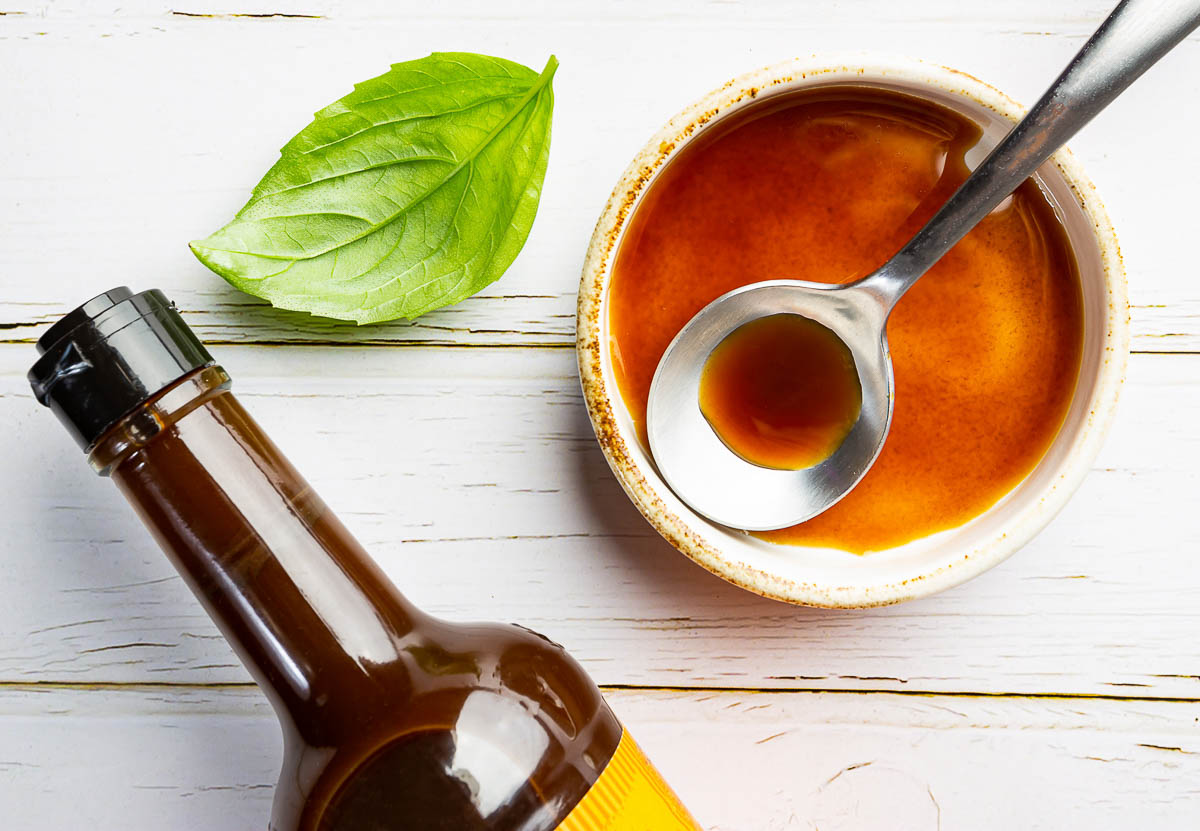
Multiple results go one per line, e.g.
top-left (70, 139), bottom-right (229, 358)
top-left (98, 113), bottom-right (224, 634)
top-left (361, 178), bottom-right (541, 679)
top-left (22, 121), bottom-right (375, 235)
top-left (190, 52), bottom-right (557, 324)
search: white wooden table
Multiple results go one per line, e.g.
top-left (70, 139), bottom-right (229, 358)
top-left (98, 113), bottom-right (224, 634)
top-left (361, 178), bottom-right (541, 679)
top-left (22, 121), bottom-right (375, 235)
top-left (2, 2), bottom-right (1199, 828)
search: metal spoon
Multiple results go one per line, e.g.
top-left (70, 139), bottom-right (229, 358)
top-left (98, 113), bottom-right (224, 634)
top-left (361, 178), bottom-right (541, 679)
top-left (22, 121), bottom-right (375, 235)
top-left (647, 0), bottom-right (1200, 531)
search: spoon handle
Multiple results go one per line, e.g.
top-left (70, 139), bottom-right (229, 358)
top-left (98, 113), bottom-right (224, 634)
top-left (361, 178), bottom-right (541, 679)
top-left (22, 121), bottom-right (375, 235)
top-left (863, 0), bottom-right (1200, 305)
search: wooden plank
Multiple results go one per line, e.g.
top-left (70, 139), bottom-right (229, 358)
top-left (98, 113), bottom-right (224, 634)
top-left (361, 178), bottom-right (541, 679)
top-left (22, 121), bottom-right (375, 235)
top-left (0, 2), bottom-right (1196, 350)
top-left (1, 684), bottom-right (1197, 829)
top-left (4, 344), bottom-right (1198, 695)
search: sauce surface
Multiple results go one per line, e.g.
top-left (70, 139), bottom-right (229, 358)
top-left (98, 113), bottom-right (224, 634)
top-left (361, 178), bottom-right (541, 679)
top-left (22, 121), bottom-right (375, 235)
top-left (608, 86), bottom-right (1083, 552)
top-left (699, 313), bottom-right (862, 470)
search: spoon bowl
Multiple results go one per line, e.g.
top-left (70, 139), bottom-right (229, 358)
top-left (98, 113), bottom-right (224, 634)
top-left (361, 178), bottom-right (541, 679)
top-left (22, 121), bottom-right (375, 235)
top-left (648, 279), bottom-right (892, 529)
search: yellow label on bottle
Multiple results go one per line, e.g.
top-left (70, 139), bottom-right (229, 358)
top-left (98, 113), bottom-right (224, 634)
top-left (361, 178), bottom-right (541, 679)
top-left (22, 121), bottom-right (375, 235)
top-left (555, 729), bottom-right (701, 830)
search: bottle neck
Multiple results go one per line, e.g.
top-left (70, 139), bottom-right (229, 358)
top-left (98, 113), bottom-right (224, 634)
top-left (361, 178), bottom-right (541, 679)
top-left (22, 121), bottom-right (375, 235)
top-left (94, 367), bottom-right (422, 740)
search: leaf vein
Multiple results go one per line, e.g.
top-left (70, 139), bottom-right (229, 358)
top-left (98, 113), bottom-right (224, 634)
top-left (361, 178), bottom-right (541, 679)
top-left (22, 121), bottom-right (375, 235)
top-left (296, 92), bottom-right (525, 159)
top-left (252, 65), bottom-right (555, 263)
top-left (244, 155), bottom-right (456, 211)
top-left (404, 84), bottom-right (554, 318)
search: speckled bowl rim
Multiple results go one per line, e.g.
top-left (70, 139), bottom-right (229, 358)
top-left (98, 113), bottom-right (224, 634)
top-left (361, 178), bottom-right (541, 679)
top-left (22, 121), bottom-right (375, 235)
top-left (577, 54), bottom-right (1129, 608)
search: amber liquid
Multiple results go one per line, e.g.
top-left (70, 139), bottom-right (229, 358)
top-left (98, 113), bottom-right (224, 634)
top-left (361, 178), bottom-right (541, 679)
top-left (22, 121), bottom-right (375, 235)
top-left (318, 731), bottom-right (569, 831)
top-left (609, 86), bottom-right (1083, 552)
top-left (699, 314), bottom-right (862, 469)
top-left (97, 372), bottom-right (622, 831)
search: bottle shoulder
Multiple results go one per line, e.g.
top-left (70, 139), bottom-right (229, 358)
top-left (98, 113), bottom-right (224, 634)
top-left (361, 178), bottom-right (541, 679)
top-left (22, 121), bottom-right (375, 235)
top-left (275, 621), bottom-right (621, 831)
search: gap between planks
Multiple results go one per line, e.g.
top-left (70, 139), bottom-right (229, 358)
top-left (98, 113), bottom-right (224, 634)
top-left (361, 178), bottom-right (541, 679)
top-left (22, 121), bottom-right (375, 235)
top-left (0, 337), bottom-right (1193, 356)
top-left (4, 680), bottom-right (1200, 705)
top-left (0, 336), bottom-right (578, 349)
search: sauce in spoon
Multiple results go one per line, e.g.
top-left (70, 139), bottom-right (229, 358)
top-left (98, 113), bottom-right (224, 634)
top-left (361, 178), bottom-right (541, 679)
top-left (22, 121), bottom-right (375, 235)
top-left (699, 314), bottom-right (862, 470)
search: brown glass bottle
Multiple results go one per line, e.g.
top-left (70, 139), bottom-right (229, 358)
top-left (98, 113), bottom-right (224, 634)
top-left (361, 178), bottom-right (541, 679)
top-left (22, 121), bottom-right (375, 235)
top-left (30, 288), bottom-right (700, 831)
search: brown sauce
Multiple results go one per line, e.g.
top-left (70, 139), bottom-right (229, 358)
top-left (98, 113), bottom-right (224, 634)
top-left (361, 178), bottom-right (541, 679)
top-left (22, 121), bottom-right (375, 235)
top-left (608, 86), bottom-right (1084, 552)
top-left (316, 730), bottom-right (562, 831)
top-left (317, 732), bottom-right (489, 830)
top-left (699, 313), bottom-right (862, 470)
top-left (105, 384), bottom-right (620, 831)
top-left (39, 289), bottom-right (699, 831)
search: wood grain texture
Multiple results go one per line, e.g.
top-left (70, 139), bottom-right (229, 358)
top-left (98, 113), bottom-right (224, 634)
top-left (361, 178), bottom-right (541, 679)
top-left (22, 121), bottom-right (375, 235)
top-left (4, 3), bottom-right (1200, 828)
top-left (4, 345), bottom-right (1197, 695)
top-left (2, 685), bottom-right (1198, 830)
top-left (0, 0), bottom-right (1196, 349)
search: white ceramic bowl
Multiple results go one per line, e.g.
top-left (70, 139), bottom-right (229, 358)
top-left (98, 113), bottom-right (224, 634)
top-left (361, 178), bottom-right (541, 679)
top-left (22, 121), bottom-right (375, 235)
top-left (577, 55), bottom-right (1129, 608)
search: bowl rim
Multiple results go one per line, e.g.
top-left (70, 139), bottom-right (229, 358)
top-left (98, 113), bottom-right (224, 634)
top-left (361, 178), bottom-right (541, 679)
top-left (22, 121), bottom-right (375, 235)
top-left (576, 53), bottom-right (1130, 608)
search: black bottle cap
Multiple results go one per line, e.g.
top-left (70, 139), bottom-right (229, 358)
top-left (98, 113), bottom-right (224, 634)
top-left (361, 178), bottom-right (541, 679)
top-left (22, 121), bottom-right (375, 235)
top-left (28, 288), bottom-right (215, 451)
